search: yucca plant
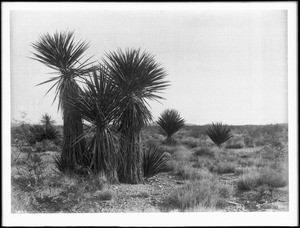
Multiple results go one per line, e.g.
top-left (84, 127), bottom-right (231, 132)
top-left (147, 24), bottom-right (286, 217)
top-left (29, 124), bottom-right (60, 144)
top-left (206, 122), bottom-right (233, 149)
top-left (157, 109), bottom-right (185, 145)
top-left (104, 48), bottom-right (169, 184)
top-left (143, 145), bottom-right (170, 178)
top-left (40, 113), bottom-right (55, 130)
top-left (31, 31), bottom-right (95, 172)
top-left (66, 65), bottom-right (123, 181)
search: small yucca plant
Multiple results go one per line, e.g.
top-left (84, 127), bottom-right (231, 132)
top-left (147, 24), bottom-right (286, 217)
top-left (157, 109), bottom-right (185, 145)
top-left (206, 122), bottom-right (233, 149)
top-left (40, 113), bottom-right (55, 130)
top-left (143, 145), bottom-right (170, 178)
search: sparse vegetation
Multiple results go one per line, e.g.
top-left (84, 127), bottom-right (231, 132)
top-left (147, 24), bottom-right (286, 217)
top-left (237, 167), bottom-right (288, 191)
top-left (10, 29), bottom-right (288, 213)
top-left (193, 147), bottom-right (215, 157)
top-left (168, 179), bottom-right (233, 211)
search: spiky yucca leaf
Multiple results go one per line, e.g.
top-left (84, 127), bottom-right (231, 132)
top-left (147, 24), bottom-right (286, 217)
top-left (206, 122), bottom-right (233, 148)
top-left (104, 48), bottom-right (169, 184)
top-left (157, 109), bottom-right (185, 144)
top-left (143, 146), bottom-right (170, 178)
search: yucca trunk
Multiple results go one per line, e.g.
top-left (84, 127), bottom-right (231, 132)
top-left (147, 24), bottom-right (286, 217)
top-left (61, 80), bottom-right (89, 171)
top-left (90, 128), bottom-right (118, 182)
top-left (118, 111), bottom-right (143, 184)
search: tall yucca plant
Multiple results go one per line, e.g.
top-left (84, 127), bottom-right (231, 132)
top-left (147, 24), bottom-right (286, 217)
top-left (31, 31), bottom-right (94, 172)
top-left (157, 109), bottom-right (185, 145)
top-left (206, 122), bottom-right (233, 148)
top-left (67, 65), bottom-right (123, 181)
top-left (104, 48), bottom-right (169, 184)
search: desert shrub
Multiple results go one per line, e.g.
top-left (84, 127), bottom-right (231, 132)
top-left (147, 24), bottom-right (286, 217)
top-left (214, 162), bottom-right (236, 174)
top-left (225, 141), bottom-right (245, 149)
top-left (143, 146), bottom-right (170, 178)
top-left (171, 146), bottom-right (192, 161)
top-left (206, 122), bottom-right (233, 148)
top-left (168, 179), bottom-right (232, 211)
top-left (160, 144), bottom-right (182, 154)
top-left (193, 147), bottom-right (215, 157)
top-left (225, 135), bottom-right (245, 149)
top-left (192, 157), bottom-right (215, 171)
top-left (173, 164), bottom-right (213, 181)
top-left (34, 139), bottom-right (61, 152)
top-left (259, 142), bottom-right (287, 160)
top-left (94, 190), bottom-right (114, 201)
top-left (237, 168), bottom-right (288, 191)
top-left (188, 126), bottom-right (207, 139)
top-left (180, 137), bottom-right (200, 148)
top-left (244, 136), bottom-right (255, 148)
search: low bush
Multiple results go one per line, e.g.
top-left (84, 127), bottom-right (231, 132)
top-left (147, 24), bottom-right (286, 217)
top-left (237, 167), bottom-right (288, 191)
top-left (172, 146), bottom-right (192, 162)
top-left (94, 190), bottom-right (114, 201)
top-left (193, 147), bottom-right (215, 157)
top-left (180, 137), bottom-right (200, 148)
top-left (191, 157), bottom-right (215, 171)
top-left (214, 162), bottom-right (236, 174)
top-left (225, 141), bottom-right (245, 149)
top-left (173, 164), bottom-right (213, 181)
top-left (225, 135), bottom-right (245, 149)
top-left (160, 144), bottom-right (182, 154)
top-left (244, 136), bottom-right (255, 148)
top-left (34, 139), bottom-right (61, 152)
top-left (168, 179), bottom-right (233, 211)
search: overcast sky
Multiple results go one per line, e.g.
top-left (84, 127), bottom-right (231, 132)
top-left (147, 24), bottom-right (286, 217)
top-left (10, 6), bottom-right (288, 125)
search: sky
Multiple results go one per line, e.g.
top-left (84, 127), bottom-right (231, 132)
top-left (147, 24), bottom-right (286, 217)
top-left (9, 6), bottom-right (289, 125)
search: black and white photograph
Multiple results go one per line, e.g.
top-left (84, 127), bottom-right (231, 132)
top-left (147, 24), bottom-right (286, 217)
top-left (2, 2), bottom-right (298, 226)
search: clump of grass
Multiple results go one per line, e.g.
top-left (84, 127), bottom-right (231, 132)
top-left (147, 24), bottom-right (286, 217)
top-left (34, 139), bottom-right (61, 152)
top-left (237, 168), bottom-right (288, 191)
top-left (225, 141), bottom-right (245, 149)
top-left (94, 190), bottom-right (114, 201)
top-left (193, 147), bottom-right (215, 157)
top-left (214, 162), bottom-right (236, 174)
top-left (244, 136), bottom-right (255, 148)
top-left (160, 144), bottom-right (182, 154)
top-left (191, 157), bottom-right (215, 171)
top-left (168, 179), bottom-right (233, 211)
top-left (225, 135), bottom-right (245, 149)
top-left (172, 146), bottom-right (192, 162)
top-left (173, 164), bottom-right (213, 181)
top-left (180, 137), bottom-right (200, 148)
